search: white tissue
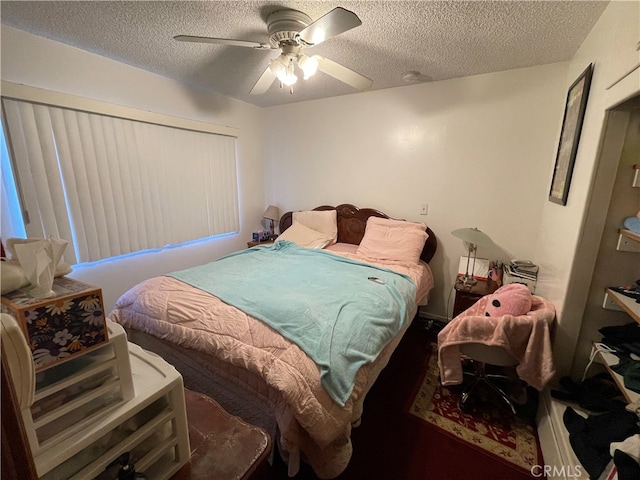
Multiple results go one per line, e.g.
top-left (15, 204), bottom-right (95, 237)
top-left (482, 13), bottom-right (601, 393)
top-left (12, 238), bottom-right (68, 299)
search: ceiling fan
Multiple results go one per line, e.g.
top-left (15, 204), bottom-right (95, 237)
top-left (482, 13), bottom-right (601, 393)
top-left (174, 7), bottom-right (373, 95)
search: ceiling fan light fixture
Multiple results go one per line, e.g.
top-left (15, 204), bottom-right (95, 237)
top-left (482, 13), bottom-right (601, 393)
top-left (269, 54), bottom-right (289, 72)
top-left (268, 55), bottom-right (296, 85)
top-left (177, 7), bottom-right (370, 96)
top-left (298, 55), bottom-right (319, 79)
top-left (268, 57), bottom-right (285, 76)
top-left (274, 56), bottom-right (298, 86)
top-left (279, 71), bottom-right (298, 86)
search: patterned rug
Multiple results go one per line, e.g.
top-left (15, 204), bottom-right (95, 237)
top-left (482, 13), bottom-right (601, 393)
top-left (407, 343), bottom-right (541, 473)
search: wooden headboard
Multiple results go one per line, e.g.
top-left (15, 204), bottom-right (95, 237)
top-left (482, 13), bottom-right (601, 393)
top-left (279, 203), bottom-right (437, 264)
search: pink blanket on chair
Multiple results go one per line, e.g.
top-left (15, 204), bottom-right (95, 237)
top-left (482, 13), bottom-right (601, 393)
top-left (437, 295), bottom-right (556, 391)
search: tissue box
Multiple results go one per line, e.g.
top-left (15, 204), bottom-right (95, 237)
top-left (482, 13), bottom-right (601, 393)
top-left (1, 277), bottom-right (108, 371)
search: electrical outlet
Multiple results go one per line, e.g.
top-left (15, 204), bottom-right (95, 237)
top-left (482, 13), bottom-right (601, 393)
top-left (420, 204), bottom-right (428, 215)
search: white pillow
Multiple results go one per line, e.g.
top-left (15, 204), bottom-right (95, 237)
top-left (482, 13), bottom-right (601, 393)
top-left (276, 222), bottom-right (335, 249)
top-left (292, 210), bottom-right (338, 245)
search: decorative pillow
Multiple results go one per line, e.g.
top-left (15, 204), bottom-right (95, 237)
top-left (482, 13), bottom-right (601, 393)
top-left (293, 210), bottom-right (338, 245)
top-left (356, 217), bottom-right (428, 264)
top-left (276, 222), bottom-right (334, 249)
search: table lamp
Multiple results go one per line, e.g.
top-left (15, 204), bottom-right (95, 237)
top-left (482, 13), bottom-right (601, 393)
top-left (263, 205), bottom-right (280, 239)
top-left (451, 227), bottom-right (493, 286)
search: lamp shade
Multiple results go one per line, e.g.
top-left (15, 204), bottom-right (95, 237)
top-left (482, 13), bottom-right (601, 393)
top-left (263, 205), bottom-right (280, 221)
top-left (451, 227), bottom-right (493, 247)
top-left (298, 55), bottom-right (319, 79)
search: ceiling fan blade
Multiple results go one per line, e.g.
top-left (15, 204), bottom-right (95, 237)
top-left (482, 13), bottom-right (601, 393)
top-left (174, 35), bottom-right (273, 50)
top-left (250, 67), bottom-right (277, 95)
top-left (297, 7), bottom-right (361, 46)
top-left (316, 56), bottom-right (373, 91)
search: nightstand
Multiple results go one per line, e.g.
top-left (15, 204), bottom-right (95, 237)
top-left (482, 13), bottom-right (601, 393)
top-left (247, 240), bottom-right (274, 248)
top-left (452, 279), bottom-right (499, 318)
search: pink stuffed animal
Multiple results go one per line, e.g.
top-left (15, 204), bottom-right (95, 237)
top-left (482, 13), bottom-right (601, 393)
top-left (484, 283), bottom-right (532, 317)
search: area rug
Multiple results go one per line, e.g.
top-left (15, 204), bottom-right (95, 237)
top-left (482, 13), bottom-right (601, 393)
top-left (407, 343), bottom-right (541, 473)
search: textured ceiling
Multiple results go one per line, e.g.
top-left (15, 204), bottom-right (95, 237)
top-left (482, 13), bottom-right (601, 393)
top-left (1, 1), bottom-right (609, 108)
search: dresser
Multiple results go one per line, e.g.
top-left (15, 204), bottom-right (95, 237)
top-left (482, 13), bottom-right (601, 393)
top-left (14, 319), bottom-right (190, 480)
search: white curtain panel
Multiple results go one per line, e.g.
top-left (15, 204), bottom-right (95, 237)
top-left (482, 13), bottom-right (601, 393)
top-left (1, 98), bottom-right (239, 264)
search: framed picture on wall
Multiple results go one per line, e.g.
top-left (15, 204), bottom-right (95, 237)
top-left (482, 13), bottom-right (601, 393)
top-left (549, 63), bottom-right (594, 205)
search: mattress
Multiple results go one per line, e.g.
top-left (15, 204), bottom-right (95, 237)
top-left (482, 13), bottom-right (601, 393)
top-left (111, 243), bottom-right (433, 478)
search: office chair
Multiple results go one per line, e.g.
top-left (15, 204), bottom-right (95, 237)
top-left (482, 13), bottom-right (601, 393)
top-left (459, 343), bottom-right (524, 414)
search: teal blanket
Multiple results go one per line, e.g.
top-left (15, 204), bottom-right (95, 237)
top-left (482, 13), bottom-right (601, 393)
top-left (168, 241), bottom-right (416, 406)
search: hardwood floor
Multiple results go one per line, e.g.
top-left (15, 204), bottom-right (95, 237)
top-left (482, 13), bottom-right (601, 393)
top-left (267, 319), bottom-right (539, 480)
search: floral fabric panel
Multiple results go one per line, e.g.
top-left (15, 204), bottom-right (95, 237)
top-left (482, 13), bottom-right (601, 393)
top-left (25, 293), bottom-right (106, 368)
top-left (1, 277), bottom-right (107, 370)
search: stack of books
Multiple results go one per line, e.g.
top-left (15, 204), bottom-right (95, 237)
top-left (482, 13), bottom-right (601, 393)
top-left (503, 260), bottom-right (538, 293)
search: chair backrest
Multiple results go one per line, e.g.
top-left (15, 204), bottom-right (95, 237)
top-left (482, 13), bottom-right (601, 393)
top-left (459, 343), bottom-right (518, 367)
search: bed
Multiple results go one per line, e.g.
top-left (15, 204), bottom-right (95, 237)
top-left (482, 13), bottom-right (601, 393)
top-left (110, 203), bottom-right (437, 478)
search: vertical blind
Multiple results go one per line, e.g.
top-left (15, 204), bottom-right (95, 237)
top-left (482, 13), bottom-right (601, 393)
top-left (2, 97), bottom-right (239, 264)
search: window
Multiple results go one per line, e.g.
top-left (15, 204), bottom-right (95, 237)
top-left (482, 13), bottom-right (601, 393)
top-left (1, 120), bottom-right (26, 240)
top-left (1, 86), bottom-right (239, 265)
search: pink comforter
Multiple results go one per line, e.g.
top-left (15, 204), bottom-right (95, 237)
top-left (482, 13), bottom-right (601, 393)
top-left (437, 294), bottom-right (556, 391)
top-left (110, 246), bottom-right (433, 478)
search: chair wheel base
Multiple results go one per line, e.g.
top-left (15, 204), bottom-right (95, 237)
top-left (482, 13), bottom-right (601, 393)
top-left (458, 361), bottom-right (522, 416)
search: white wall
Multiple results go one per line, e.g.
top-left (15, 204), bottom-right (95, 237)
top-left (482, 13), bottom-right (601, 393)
top-left (2, 0), bottom-right (635, 381)
top-left (534, 0), bottom-right (640, 376)
top-left (263, 63), bottom-right (569, 318)
top-left (0, 26), bottom-right (268, 312)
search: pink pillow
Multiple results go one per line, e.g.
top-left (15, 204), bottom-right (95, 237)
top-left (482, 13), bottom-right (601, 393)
top-left (356, 217), bottom-right (428, 264)
top-left (366, 216), bottom-right (427, 231)
top-left (324, 242), bottom-right (359, 254)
